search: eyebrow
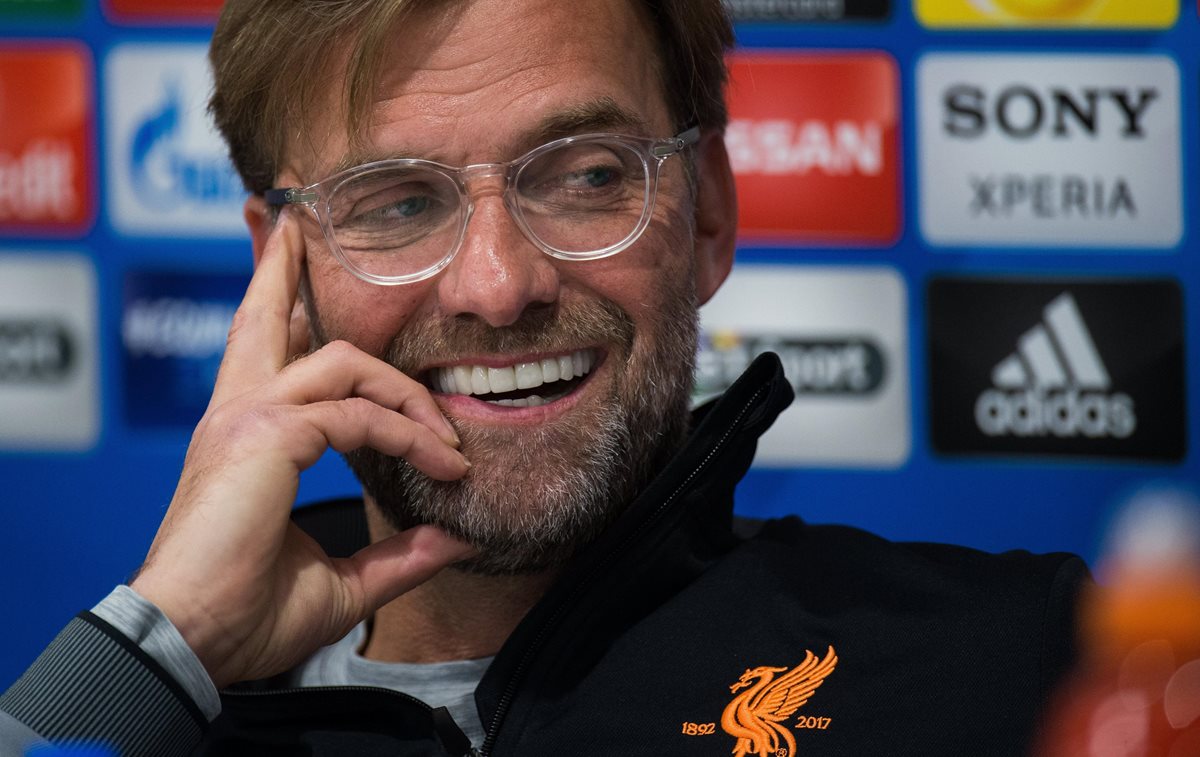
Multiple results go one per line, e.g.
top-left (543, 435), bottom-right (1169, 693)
top-left (326, 97), bottom-right (654, 177)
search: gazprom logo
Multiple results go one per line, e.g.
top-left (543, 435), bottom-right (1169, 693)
top-left (129, 79), bottom-right (243, 212)
top-left (105, 44), bottom-right (246, 237)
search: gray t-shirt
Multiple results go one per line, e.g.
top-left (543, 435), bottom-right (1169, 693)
top-left (292, 622), bottom-right (492, 748)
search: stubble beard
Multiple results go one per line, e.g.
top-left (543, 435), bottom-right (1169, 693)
top-left (329, 281), bottom-right (700, 575)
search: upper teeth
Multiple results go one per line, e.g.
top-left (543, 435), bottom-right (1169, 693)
top-left (430, 349), bottom-right (596, 397)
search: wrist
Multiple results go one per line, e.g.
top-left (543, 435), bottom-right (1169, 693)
top-left (129, 574), bottom-right (240, 689)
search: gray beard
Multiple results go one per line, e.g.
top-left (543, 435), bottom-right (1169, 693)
top-left (331, 289), bottom-right (700, 575)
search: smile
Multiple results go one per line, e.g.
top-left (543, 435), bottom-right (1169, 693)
top-left (426, 348), bottom-right (598, 408)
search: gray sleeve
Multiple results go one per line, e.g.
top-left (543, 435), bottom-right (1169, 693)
top-left (0, 709), bottom-right (47, 755)
top-left (0, 612), bottom-right (207, 757)
top-left (91, 585), bottom-right (221, 721)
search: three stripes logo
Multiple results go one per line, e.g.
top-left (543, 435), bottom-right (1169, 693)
top-left (974, 292), bottom-right (1136, 439)
top-left (928, 278), bottom-right (1185, 461)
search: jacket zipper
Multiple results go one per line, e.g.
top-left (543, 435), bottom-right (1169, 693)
top-left (477, 385), bottom-right (768, 756)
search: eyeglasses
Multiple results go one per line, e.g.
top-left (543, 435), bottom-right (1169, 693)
top-left (265, 127), bottom-right (700, 286)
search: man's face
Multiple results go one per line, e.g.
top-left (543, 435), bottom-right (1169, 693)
top-left (270, 0), bottom-right (728, 572)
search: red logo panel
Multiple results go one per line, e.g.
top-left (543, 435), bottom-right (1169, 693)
top-left (105, 0), bottom-right (223, 22)
top-left (726, 52), bottom-right (901, 244)
top-left (0, 45), bottom-right (94, 234)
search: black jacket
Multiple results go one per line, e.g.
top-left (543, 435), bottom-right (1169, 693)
top-left (206, 353), bottom-right (1087, 756)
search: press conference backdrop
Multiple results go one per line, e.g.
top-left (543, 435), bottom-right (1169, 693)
top-left (0, 0), bottom-right (1196, 689)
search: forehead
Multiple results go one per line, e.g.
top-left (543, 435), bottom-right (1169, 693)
top-left (289, 0), bottom-right (670, 181)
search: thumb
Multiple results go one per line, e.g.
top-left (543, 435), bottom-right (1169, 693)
top-left (337, 525), bottom-right (477, 612)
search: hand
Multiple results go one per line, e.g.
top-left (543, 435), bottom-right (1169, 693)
top-left (130, 209), bottom-right (473, 689)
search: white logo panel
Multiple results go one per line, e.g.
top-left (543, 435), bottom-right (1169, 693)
top-left (918, 54), bottom-right (1181, 247)
top-left (698, 265), bottom-right (909, 467)
top-left (104, 43), bottom-right (246, 237)
top-left (0, 253), bottom-right (98, 449)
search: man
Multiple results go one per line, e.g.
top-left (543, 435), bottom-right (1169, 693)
top-left (0, 1), bottom-right (1087, 755)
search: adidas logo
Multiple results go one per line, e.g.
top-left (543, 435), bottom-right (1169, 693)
top-left (974, 292), bottom-right (1137, 439)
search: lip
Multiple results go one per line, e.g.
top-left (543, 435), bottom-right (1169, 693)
top-left (424, 347), bottom-right (606, 425)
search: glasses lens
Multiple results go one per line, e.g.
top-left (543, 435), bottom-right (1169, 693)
top-left (515, 139), bottom-right (649, 254)
top-left (328, 165), bottom-right (462, 279)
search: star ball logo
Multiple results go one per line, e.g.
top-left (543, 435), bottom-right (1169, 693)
top-left (915, 0), bottom-right (1177, 27)
top-left (927, 279), bottom-right (1185, 461)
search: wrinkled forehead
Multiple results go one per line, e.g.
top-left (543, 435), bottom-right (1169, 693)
top-left (283, 0), bottom-right (670, 185)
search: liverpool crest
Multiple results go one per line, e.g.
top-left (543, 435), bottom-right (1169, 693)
top-left (719, 646), bottom-right (838, 757)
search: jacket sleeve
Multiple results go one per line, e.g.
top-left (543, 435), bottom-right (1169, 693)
top-left (0, 610), bottom-right (208, 757)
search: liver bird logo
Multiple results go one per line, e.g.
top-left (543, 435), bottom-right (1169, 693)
top-left (719, 646), bottom-right (838, 757)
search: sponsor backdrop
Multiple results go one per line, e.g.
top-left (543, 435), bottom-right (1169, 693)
top-left (0, 0), bottom-right (1196, 687)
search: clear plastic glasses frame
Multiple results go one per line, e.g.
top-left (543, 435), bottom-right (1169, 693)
top-left (265, 126), bottom-right (700, 286)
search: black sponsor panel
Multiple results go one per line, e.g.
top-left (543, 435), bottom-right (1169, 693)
top-left (724, 0), bottom-right (888, 21)
top-left (927, 279), bottom-right (1185, 461)
top-left (122, 271), bottom-right (247, 428)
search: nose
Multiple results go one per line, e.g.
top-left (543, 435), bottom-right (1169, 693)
top-left (434, 191), bottom-right (560, 327)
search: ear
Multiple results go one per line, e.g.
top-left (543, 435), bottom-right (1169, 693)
top-left (244, 194), bottom-right (275, 269)
top-left (691, 129), bottom-right (737, 305)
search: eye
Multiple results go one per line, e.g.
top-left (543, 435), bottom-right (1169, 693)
top-left (577, 165), bottom-right (617, 188)
top-left (333, 171), bottom-right (456, 231)
top-left (519, 141), bottom-right (643, 207)
top-left (371, 193), bottom-right (433, 220)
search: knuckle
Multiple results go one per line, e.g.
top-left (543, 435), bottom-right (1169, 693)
top-left (319, 339), bottom-right (360, 361)
top-left (224, 307), bottom-right (254, 347)
top-left (212, 403), bottom-right (284, 444)
top-left (226, 303), bottom-right (289, 347)
top-left (339, 396), bottom-right (378, 421)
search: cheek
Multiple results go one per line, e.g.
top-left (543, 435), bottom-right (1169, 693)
top-left (602, 206), bottom-right (696, 306)
top-left (304, 249), bottom-right (428, 356)
top-left (566, 204), bottom-right (697, 361)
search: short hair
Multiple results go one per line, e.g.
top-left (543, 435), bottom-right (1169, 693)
top-left (208, 0), bottom-right (734, 195)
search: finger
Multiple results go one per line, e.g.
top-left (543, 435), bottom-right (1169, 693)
top-left (276, 341), bottom-right (459, 447)
top-left (295, 397), bottom-right (469, 479)
top-left (337, 525), bottom-right (476, 613)
top-left (213, 207), bottom-right (304, 403)
top-left (287, 299), bottom-right (311, 363)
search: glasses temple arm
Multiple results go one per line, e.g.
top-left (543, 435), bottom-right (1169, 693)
top-left (652, 125), bottom-right (701, 158)
top-left (263, 187), bottom-right (318, 206)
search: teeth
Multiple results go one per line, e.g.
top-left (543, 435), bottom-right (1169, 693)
top-left (487, 366), bottom-right (516, 393)
top-left (471, 366), bottom-right (489, 395)
top-left (515, 362), bottom-right (541, 390)
top-left (453, 365), bottom-right (472, 393)
top-left (430, 348), bottom-right (597, 400)
top-left (495, 394), bottom-right (548, 408)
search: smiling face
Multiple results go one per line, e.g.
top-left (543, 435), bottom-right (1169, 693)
top-left (254, 0), bottom-right (735, 572)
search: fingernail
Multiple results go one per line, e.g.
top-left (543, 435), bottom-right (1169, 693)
top-left (442, 418), bottom-right (460, 447)
top-left (458, 452), bottom-right (471, 468)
